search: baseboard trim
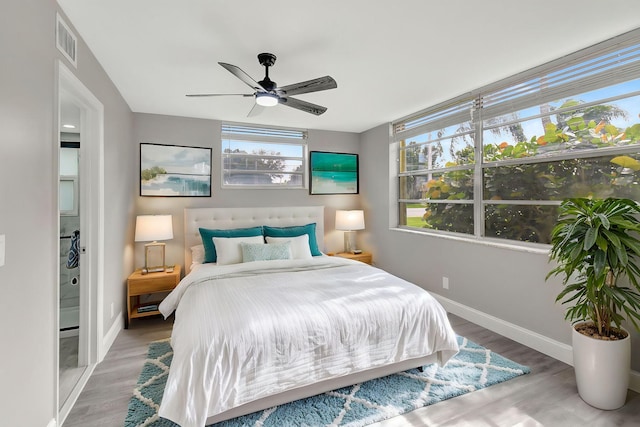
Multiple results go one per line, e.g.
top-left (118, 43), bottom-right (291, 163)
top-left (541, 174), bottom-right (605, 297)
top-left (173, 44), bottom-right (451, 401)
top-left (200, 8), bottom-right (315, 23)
top-left (100, 311), bottom-right (123, 361)
top-left (433, 294), bottom-right (640, 393)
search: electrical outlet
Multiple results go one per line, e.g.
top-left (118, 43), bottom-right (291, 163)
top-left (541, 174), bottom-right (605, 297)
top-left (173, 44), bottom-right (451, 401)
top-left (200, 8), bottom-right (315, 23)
top-left (442, 276), bottom-right (449, 290)
top-left (110, 302), bottom-right (114, 318)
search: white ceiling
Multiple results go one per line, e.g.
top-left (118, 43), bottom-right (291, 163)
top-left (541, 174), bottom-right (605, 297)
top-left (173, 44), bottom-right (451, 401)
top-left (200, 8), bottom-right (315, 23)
top-left (57, 0), bottom-right (640, 134)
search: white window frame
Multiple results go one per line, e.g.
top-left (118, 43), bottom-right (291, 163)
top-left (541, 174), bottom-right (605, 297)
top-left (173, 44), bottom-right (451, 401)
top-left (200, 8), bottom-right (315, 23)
top-left (392, 28), bottom-right (640, 245)
top-left (221, 123), bottom-right (308, 189)
top-left (59, 176), bottom-right (79, 216)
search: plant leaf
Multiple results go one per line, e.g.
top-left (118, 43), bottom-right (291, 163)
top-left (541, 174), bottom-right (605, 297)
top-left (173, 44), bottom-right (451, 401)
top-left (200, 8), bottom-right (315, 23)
top-left (584, 227), bottom-right (597, 250)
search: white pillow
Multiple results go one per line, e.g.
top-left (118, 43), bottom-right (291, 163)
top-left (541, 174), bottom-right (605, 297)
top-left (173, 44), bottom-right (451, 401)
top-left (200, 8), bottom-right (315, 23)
top-left (190, 244), bottom-right (205, 264)
top-left (266, 234), bottom-right (312, 260)
top-left (212, 235), bottom-right (265, 265)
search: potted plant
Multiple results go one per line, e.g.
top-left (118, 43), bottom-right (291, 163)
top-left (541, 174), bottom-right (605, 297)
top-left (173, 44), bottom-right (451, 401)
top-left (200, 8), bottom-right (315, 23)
top-left (547, 197), bottom-right (640, 410)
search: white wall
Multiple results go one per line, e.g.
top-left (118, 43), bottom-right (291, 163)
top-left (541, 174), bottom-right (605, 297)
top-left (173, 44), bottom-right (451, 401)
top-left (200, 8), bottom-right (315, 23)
top-left (133, 113), bottom-right (362, 269)
top-left (359, 123), bottom-right (640, 372)
top-left (0, 2), bottom-right (134, 425)
top-left (0, 2), bottom-right (58, 424)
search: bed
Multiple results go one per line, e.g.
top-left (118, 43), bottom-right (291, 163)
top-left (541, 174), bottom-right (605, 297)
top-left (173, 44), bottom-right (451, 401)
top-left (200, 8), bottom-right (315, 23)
top-left (158, 206), bottom-right (459, 427)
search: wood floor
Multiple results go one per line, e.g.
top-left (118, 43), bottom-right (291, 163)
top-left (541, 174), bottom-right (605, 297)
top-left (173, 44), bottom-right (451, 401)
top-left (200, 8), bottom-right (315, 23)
top-left (63, 314), bottom-right (640, 427)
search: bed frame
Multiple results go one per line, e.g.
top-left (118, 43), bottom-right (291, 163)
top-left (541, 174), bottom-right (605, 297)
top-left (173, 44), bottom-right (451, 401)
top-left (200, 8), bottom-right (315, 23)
top-left (182, 206), bottom-right (441, 425)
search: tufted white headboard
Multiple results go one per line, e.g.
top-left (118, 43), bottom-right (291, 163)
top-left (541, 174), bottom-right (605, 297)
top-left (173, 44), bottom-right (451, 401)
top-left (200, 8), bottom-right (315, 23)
top-left (184, 206), bottom-right (325, 272)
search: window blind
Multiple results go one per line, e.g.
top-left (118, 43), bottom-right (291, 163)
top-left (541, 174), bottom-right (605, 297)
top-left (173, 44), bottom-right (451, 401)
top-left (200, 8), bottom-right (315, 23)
top-left (221, 123), bottom-right (307, 143)
top-left (481, 37), bottom-right (640, 120)
top-left (392, 96), bottom-right (477, 141)
top-left (393, 29), bottom-right (640, 139)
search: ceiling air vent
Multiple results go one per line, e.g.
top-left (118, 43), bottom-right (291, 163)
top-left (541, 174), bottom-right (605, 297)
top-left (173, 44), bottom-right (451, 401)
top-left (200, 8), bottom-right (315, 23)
top-left (56, 13), bottom-right (77, 68)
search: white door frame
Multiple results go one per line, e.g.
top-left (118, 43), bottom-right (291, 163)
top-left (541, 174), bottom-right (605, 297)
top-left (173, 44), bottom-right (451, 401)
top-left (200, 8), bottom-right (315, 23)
top-left (56, 60), bottom-right (105, 425)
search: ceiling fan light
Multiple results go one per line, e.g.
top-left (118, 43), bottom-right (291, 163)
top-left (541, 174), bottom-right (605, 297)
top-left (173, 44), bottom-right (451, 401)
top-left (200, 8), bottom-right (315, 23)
top-left (255, 93), bottom-right (278, 107)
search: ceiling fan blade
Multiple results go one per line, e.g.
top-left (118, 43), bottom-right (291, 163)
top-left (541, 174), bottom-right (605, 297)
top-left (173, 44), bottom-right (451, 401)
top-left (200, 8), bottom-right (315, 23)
top-left (186, 93), bottom-right (253, 97)
top-left (277, 76), bottom-right (337, 96)
top-left (278, 96), bottom-right (328, 116)
top-left (219, 62), bottom-right (266, 91)
top-left (247, 103), bottom-right (265, 117)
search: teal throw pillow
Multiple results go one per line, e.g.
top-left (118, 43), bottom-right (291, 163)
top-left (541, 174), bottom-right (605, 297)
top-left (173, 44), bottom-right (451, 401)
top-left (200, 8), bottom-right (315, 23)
top-left (263, 223), bottom-right (321, 256)
top-left (199, 226), bottom-right (263, 263)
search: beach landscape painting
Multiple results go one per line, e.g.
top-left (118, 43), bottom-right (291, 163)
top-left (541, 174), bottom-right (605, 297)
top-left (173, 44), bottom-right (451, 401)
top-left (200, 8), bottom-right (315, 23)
top-left (140, 143), bottom-right (211, 197)
top-left (309, 151), bottom-right (359, 195)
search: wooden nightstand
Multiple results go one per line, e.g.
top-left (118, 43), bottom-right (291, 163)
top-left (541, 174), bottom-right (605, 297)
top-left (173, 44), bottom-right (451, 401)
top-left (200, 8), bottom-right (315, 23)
top-left (334, 252), bottom-right (373, 265)
top-left (126, 265), bottom-right (181, 328)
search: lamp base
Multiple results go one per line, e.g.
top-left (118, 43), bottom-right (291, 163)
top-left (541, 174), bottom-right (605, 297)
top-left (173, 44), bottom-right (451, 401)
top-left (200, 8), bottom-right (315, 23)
top-left (343, 231), bottom-right (358, 253)
top-left (144, 242), bottom-right (166, 272)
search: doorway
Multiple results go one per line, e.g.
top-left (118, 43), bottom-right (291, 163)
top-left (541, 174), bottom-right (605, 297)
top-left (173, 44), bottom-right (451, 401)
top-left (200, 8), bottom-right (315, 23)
top-left (58, 97), bottom-right (84, 408)
top-left (56, 61), bottom-right (105, 425)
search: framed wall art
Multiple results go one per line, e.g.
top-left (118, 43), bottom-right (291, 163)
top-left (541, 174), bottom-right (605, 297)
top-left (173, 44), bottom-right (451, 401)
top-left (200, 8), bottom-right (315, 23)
top-left (140, 143), bottom-right (212, 197)
top-left (309, 151), bottom-right (359, 195)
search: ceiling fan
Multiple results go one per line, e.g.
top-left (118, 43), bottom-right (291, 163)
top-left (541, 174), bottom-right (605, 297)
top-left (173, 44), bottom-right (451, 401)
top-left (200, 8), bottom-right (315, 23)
top-left (186, 53), bottom-right (337, 116)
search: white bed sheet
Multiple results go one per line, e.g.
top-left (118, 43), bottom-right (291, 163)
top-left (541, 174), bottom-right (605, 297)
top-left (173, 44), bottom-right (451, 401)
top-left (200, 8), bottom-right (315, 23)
top-left (158, 256), bottom-right (459, 427)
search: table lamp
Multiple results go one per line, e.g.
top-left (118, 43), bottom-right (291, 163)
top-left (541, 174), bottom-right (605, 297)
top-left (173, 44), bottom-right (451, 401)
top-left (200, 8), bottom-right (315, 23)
top-left (335, 210), bottom-right (365, 253)
top-left (135, 214), bottom-right (173, 273)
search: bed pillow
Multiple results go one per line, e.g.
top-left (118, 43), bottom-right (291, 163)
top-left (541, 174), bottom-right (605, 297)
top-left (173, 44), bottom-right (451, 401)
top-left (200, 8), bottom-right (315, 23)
top-left (190, 244), bottom-right (205, 264)
top-left (263, 223), bottom-right (322, 256)
top-left (199, 226), bottom-right (263, 263)
top-left (241, 241), bottom-right (291, 263)
top-left (265, 235), bottom-right (312, 260)
top-left (212, 235), bottom-right (265, 265)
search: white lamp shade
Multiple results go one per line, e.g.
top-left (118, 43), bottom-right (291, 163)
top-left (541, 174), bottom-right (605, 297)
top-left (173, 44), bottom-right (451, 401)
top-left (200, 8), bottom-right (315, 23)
top-left (335, 210), bottom-right (365, 231)
top-left (134, 215), bottom-right (174, 242)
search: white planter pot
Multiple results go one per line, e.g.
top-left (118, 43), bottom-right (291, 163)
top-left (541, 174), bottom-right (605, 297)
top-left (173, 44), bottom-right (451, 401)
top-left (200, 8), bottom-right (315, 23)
top-left (572, 322), bottom-right (630, 410)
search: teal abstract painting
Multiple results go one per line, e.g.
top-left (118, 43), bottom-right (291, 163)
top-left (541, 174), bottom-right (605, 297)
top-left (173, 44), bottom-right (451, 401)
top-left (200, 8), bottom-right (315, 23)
top-left (310, 151), bottom-right (358, 195)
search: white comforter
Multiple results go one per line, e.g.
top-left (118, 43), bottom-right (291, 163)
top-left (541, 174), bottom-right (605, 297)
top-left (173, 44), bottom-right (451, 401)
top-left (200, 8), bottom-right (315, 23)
top-left (158, 256), bottom-right (459, 427)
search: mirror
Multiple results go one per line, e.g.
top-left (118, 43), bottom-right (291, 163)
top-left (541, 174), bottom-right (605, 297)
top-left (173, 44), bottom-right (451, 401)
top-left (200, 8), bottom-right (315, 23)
top-left (58, 94), bottom-right (85, 410)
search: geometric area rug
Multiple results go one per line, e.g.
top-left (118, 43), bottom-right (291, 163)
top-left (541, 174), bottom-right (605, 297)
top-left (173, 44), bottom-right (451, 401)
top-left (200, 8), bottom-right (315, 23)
top-left (124, 336), bottom-right (529, 427)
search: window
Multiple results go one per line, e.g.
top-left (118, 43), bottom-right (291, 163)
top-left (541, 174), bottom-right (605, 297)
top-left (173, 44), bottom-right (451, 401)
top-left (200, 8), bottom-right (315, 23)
top-left (394, 29), bottom-right (640, 244)
top-left (221, 123), bottom-right (307, 188)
